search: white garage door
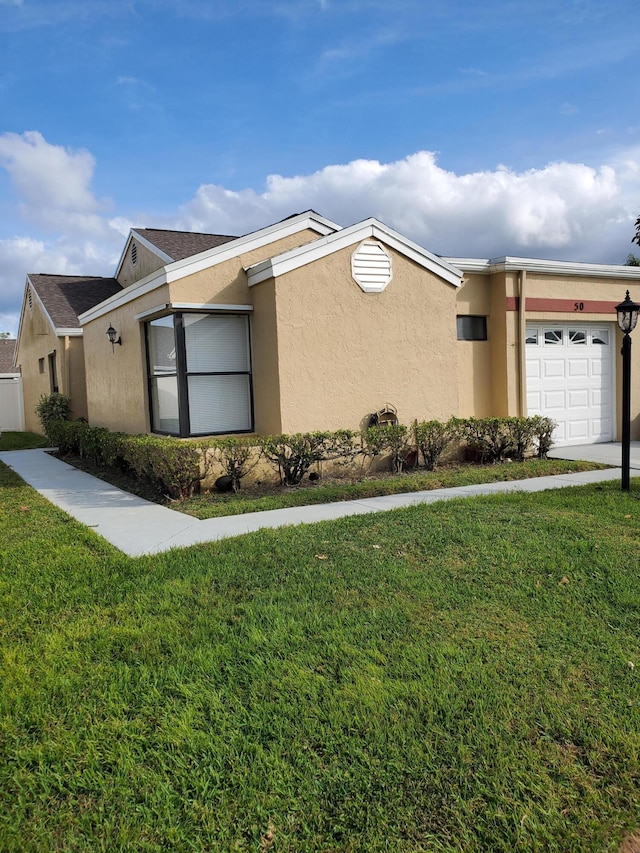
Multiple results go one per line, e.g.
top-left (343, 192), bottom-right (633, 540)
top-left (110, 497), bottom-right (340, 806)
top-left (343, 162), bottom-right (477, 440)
top-left (525, 323), bottom-right (615, 446)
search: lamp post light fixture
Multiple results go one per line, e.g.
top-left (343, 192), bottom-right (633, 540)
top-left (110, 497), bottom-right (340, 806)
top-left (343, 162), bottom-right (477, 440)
top-left (615, 290), bottom-right (640, 491)
top-left (106, 324), bottom-right (122, 352)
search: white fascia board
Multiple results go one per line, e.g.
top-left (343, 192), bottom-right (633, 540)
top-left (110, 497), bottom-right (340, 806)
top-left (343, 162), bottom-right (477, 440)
top-left (81, 211), bottom-right (342, 325)
top-left (134, 303), bottom-right (253, 321)
top-left (162, 212), bottom-right (340, 282)
top-left (79, 270), bottom-right (169, 325)
top-left (114, 230), bottom-right (174, 281)
top-left (443, 258), bottom-right (492, 273)
top-left (247, 218), bottom-right (463, 288)
top-left (446, 256), bottom-right (640, 279)
top-left (0, 372), bottom-right (20, 379)
top-left (55, 328), bottom-right (83, 337)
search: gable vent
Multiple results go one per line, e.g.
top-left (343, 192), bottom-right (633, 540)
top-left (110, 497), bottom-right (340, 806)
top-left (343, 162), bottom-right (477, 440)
top-left (131, 241), bottom-right (138, 265)
top-left (351, 241), bottom-right (393, 293)
top-left (27, 287), bottom-right (33, 311)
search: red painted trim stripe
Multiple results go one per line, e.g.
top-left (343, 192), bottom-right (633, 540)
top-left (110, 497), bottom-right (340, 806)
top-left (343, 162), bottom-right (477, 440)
top-left (506, 297), bottom-right (618, 313)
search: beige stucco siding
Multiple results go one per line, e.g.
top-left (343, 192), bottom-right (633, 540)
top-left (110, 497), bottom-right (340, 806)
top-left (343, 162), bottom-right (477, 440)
top-left (271, 243), bottom-right (459, 433)
top-left (249, 279), bottom-right (282, 435)
top-left (84, 284), bottom-right (171, 433)
top-left (455, 274), bottom-right (493, 417)
top-left (117, 240), bottom-right (166, 288)
top-left (15, 298), bottom-right (85, 432)
top-left (167, 229), bottom-right (323, 307)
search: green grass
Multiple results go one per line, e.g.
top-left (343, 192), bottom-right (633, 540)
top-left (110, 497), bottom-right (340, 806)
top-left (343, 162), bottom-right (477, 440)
top-left (1, 460), bottom-right (639, 851)
top-left (183, 458), bottom-right (606, 518)
top-left (0, 430), bottom-right (47, 451)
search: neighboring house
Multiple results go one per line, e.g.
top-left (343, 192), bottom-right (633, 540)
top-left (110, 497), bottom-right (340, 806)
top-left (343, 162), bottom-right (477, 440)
top-left (14, 275), bottom-right (122, 432)
top-left (15, 210), bottom-right (640, 445)
top-left (0, 338), bottom-right (24, 431)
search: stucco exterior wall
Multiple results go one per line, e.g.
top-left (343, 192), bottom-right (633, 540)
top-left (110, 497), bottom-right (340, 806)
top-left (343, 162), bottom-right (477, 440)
top-left (455, 274), bottom-right (493, 417)
top-left (83, 284), bottom-right (171, 433)
top-left (15, 298), bottom-right (79, 433)
top-left (271, 241), bottom-right (460, 433)
top-left (117, 240), bottom-right (166, 288)
top-left (167, 229), bottom-right (322, 306)
top-left (249, 279), bottom-right (282, 435)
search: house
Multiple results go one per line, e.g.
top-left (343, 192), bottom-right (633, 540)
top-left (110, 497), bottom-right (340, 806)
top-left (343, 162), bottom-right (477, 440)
top-left (14, 275), bottom-right (122, 431)
top-left (0, 338), bottom-right (24, 431)
top-left (15, 210), bottom-right (640, 445)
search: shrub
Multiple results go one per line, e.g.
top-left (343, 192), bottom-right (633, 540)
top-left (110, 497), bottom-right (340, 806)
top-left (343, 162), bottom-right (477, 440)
top-left (35, 393), bottom-right (71, 443)
top-left (361, 424), bottom-right (410, 473)
top-left (119, 435), bottom-right (204, 499)
top-left (413, 419), bottom-right (454, 470)
top-left (450, 417), bottom-right (514, 464)
top-left (260, 430), bottom-right (358, 486)
top-left (531, 415), bottom-right (556, 459)
top-left (208, 437), bottom-right (261, 492)
top-left (502, 417), bottom-right (536, 462)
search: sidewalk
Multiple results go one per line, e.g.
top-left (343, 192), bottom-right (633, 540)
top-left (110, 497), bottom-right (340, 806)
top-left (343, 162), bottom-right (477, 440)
top-left (0, 448), bottom-right (624, 558)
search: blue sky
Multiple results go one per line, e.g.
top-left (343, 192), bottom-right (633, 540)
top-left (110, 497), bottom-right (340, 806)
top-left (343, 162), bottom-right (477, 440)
top-left (0, 0), bottom-right (639, 334)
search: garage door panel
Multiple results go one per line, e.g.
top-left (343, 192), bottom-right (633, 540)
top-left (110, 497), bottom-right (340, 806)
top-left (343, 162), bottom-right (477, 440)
top-left (543, 390), bottom-right (567, 411)
top-left (543, 359), bottom-right (566, 379)
top-left (568, 359), bottom-right (589, 377)
top-left (526, 359), bottom-right (541, 379)
top-left (568, 389), bottom-right (589, 408)
top-left (526, 322), bottom-right (614, 447)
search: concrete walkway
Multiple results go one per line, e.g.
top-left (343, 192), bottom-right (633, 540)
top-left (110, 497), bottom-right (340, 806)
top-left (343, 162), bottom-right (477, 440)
top-left (0, 446), bottom-right (629, 558)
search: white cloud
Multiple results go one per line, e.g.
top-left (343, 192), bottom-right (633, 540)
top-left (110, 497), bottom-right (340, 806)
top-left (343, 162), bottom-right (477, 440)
top-left (0, 131), bottom-right (112, 235)
top-left (178, 150), bottom-right (639, 263)
top-left (1, 135), bottom-right (639, 335)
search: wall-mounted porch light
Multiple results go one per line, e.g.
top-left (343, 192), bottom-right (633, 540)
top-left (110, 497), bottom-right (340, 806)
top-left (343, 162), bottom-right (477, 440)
top-left (615, 290), bottom-right (640, 491)
top-left (106, 324), bottom-right (122, 352)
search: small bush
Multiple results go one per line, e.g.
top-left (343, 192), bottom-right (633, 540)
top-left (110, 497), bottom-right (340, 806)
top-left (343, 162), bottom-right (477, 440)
top-left (119, 435), bottom-right (204, 498)
top-left (503, 417), bottom-right (536, 462)
top-left (413, 419), bottom-right (454, 470)
top-left (361, 424), bottom-right (410, 473)
top-left (260, 431), bottom-right (358, 486)
top-left (35, 393), bottom-right (71, 443)
top-left (531, 415), bottom-right (556, 459)
top-left (208, 437), bottom-right (261, 492)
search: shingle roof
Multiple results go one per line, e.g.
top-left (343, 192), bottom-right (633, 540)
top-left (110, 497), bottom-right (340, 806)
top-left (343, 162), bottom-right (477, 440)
top-left (0, 339), bottom-right (16, 372)
top-left (28, 275), bottom-right (123, 329)
top-left (134, 229), bottom-right (238, 262)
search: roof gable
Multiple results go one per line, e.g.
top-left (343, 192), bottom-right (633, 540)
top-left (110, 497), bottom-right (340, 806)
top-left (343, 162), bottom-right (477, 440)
top-left (133, 229), bottom-right (238, 262)
top-left (27, 275), bottom-right (123, 330)
top-left (79, 210), bottom-right (341, 325)
top-left (245, 218), bottom-right (463, 288)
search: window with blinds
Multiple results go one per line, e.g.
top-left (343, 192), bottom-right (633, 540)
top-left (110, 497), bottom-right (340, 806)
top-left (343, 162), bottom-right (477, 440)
top-left (146, 312), bottom-right (253, 436)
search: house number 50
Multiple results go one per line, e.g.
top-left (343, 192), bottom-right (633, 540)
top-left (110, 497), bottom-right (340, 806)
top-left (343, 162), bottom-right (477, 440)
top-left (574, 301), bottom-right (584, 311)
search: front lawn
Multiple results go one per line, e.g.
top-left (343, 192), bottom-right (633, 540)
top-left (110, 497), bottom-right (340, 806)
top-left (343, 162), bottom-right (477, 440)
top-left (0, 430), bottom-right (47, 451)
top-left (1, 462), bottom-right (639, 851)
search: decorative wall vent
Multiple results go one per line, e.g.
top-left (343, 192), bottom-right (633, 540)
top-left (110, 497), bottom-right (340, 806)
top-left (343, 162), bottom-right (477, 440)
top-left (351, 241), bottom-right (392, 292)
top-left (131, 241), bottom-right (138, 266)
top-left (27, 287), bottom-right (33, 312)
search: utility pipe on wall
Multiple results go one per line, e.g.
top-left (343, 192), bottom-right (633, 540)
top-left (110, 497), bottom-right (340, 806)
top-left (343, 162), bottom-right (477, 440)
top-left (518, 270), bottom-right (527, 416)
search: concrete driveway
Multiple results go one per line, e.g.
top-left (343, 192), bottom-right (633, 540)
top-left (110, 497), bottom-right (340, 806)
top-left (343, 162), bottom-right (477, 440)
top-left (548, 441), bottom-right (640, 468)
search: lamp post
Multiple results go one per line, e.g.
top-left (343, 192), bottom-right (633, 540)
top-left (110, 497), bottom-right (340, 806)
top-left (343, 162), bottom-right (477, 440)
top-left (615, 290), bottom-right (640, 491)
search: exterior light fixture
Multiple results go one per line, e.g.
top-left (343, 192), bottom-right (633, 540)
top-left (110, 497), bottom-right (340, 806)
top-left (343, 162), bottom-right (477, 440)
top-left (106, 324), bottom-right (122, 352)
top-left (615, 290), bottom-right (640, 491)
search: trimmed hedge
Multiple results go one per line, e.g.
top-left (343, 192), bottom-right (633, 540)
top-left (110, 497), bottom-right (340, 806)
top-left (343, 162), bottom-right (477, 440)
top-left (47, 415), bottom-right (556, 499)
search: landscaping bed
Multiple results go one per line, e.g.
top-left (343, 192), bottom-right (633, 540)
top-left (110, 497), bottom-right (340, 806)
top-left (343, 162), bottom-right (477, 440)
top-left (62, 452), bottom-right (606, 517)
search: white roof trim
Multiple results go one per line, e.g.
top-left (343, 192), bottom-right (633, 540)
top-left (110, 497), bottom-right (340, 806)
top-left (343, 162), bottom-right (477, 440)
top-left (80, 211), bottom-right (341, 325)
top-left (134, 303), bottom-right (253, 321)
top-left (445, 256), bottom-right (640, 279)
top-left (246, 218), bottom-right (463, 288)
top-left (55, 328), bottom-right (83, 337)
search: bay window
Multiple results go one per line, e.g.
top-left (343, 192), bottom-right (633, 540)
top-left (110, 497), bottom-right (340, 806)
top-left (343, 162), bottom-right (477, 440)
top-left (146, 312), bottom-right (253, 436)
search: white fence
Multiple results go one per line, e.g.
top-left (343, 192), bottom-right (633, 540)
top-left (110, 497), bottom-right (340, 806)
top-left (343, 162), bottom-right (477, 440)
top-left (0, 374), bottom-right (25, 431)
